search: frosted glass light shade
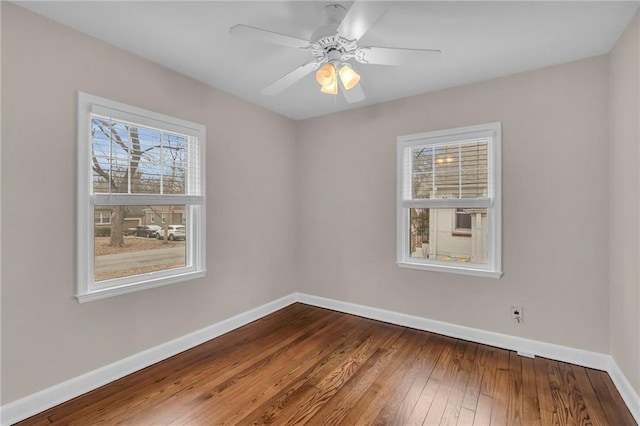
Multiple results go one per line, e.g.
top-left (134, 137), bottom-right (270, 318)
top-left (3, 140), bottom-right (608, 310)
top-left (338, 64), bottom-right (360, 90)
top-left (315, 63), bottom-right (336, 86)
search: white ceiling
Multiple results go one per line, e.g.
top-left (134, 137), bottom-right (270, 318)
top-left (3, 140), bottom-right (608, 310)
top-left (16, 1), bottom-right (639, 120)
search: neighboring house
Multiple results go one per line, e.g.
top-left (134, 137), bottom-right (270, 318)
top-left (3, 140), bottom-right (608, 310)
top-left (94, 206), bottom-right (144, 231)
top-left (419, 207), bottom-right (488, 264)
top-left (94, 205), bottom-right (184, 233)
top-left (143, 205), bottom-right (186, 226)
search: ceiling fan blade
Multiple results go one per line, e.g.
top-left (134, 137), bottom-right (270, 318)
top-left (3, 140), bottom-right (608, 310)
top-left (230, 24), bottom-right (310, 49)
top-left (262, 61), bottom-right (321, 95)
top-left (340, 81), bottom-right (365, 104)
top-left (355, 46), bottom-right (442, 66)
top-left (337, 1), bottom-right (385, 42)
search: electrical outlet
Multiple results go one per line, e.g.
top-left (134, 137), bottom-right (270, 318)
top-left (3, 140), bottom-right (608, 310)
top-left (511, 306), bottom-right (523, 322)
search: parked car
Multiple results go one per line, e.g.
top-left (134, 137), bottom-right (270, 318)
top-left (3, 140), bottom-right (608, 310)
top-left (133, 225), bottom-right (162, 238)
top-left (124, 227), bottom-right (137, 236)
top-left (156, 225), bottom-right (186, 241)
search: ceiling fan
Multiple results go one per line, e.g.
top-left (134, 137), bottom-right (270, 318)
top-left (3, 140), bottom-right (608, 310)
top-left (230, 2), bottom-right (441, 104)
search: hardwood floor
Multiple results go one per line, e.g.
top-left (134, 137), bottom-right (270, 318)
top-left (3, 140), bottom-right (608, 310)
top-left (16, 303), bottom-right (636, 425)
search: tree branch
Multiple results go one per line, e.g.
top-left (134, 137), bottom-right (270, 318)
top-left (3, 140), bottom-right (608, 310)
top-left (91, 155), bottom-right (117, 191)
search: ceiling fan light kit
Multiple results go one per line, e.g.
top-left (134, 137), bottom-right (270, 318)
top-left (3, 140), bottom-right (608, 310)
top-left (315, 61), bottom-right (360, 94)
top-left (230, 2), bottom-right (441, 104)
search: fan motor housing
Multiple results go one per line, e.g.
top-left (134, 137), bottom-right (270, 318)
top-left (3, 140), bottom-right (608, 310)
top-left (310, 4), bottom-right (357, 63)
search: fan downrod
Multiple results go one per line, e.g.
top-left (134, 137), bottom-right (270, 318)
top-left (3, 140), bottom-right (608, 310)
top-left (310, 4), bottom-right (357, 64)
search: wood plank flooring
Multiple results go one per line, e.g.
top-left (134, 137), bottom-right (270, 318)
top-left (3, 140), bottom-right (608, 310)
top-left (16, 303), bottom-right (636, 425)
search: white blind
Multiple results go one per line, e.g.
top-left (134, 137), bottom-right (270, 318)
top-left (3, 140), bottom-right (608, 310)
top-left (404, 138), bottom-right (489, 201)
top-left (90, 114), bottom-right (201, 197)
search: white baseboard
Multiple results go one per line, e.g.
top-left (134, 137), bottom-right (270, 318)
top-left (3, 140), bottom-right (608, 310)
top-left (0, 293), bottom-right (297, 426)
top-left (608, 357), bottom-right (640, 422)
top-left (294, 293), bottom-right (610, 369)
top-left (2, 291), bottom-right (639, 425)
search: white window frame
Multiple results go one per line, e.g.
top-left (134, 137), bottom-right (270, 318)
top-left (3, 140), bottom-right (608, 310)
top-left (77, 92), bottom-right (206, 302)
top-left (396, 122), bottom-right (502, 278)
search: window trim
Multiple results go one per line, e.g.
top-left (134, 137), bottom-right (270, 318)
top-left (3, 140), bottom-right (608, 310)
top-left (396, 122), bottom-right (502, 279)
top-left (77, 92), bottom-right (207, 303)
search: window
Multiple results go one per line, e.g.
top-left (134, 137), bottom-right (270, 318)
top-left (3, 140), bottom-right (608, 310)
top-left (454, 208), bottom-right (472, 236)
top-left (150, 212), bottom-right (165, 224)
top-left (94, 210), bottom-right (111, 225)
top-left (77, 93), bottom-right (206, 302)
top-left (397, 122), bottom-right (502, 278)
top-left (455, 209), bottom-right (472, 230)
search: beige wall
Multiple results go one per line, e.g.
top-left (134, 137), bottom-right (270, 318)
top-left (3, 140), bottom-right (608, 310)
top-left (296, 56), bottom-right (611, 354)
top-left (609, 10), bottom-right (640, 394)
top-left (1, 3), bottom-right (297, 403)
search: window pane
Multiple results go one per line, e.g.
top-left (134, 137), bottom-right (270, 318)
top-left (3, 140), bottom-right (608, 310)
top-left (109, 159), bottom-right (129, 193)
top-left (460, 142), bottom-right (488, 198)
top-left (408, 140), bottom-right (488, 200)
top-left (433, 144), bottom-right (460, 195)
top-left (94, 205), bottom-right (187, 282)
top-left (162, 133), bottom-right (187, 194)
top-left (91, 115), bottom-right (193, 195)
top-left (411, 145), bottom-right (435, 199)
top-left (162, 165), bottom-right (185, 194)
top-left (131, 127), bottom-right (161, 194)
top-left (409, 208), bottom-right (487, 264)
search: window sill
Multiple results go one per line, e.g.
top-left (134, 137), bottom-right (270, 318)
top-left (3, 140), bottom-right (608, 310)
top-left (76, 269), bottom-right (206, 303)
top-left (397, 261), bottom-right (502, 279)
top-left (451, 231), bottom-right (472, 237)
